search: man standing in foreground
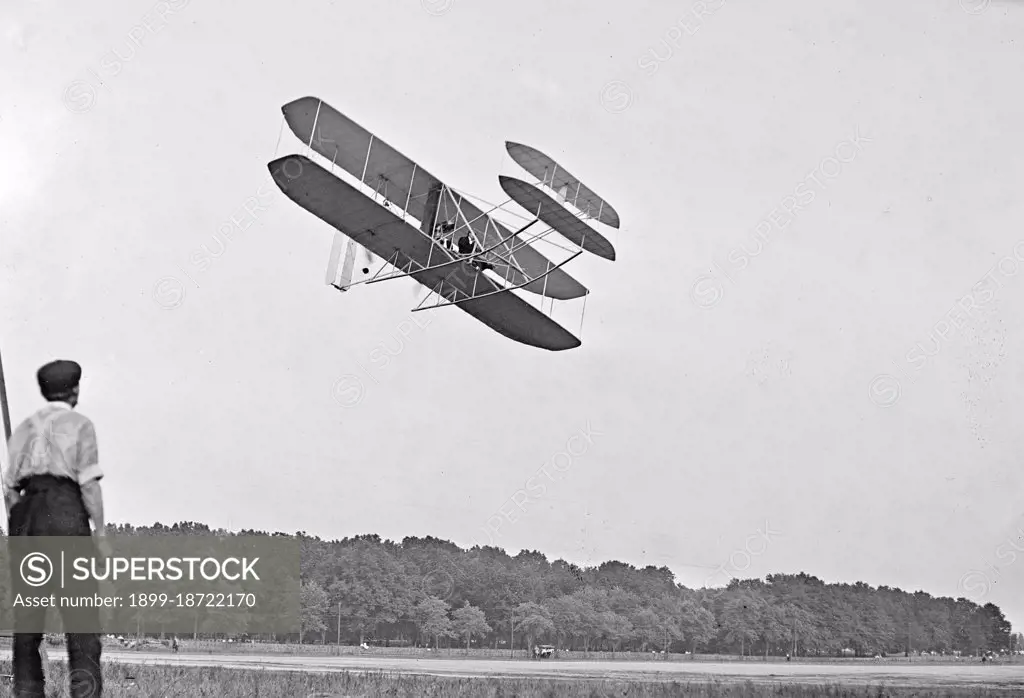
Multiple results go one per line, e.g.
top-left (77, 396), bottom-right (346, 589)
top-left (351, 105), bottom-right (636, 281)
top-left (4, 359), bottom-right (106, 697)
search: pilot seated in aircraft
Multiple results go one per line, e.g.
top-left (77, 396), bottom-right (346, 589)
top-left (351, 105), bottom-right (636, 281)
top-left (434, 221), bottom-right (458, 251)
top-left (457, 234), bottom-right (494, 272)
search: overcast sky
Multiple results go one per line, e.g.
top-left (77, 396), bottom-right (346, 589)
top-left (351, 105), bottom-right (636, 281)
top-left (2, 0), bottom-right (1023, 626)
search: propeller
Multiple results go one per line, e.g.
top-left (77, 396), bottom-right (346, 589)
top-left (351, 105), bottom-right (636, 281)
top-left (411, 281), bottom-right (429, 303)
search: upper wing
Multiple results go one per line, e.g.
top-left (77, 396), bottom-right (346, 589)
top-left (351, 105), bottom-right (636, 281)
top-left (282, 96), bottom-right (440, 223)
top-left (268, 155), bottom-right (581, 351)
top-left (506, 141), bottom-right (620, 229)
top-left (281, 96), bottom-right (587, 300)
top-left (500, 176), bottom-right (616, 261)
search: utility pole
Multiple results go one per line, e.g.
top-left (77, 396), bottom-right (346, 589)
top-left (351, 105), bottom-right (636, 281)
top-left (0, 344), bottom-right (11, 442)
top-left (337, 602), bottom-right (341, 649)
top-left (0, 343), bottom-right (13, 525)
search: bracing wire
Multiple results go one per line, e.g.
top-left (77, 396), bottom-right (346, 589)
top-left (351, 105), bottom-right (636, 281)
top-left (273, 116), bottom-right (285, 160)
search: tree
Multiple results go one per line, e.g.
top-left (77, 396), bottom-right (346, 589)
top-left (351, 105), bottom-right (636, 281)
top-left (599, 610), bottom-right (634, 653)
top-left (720, 592), bottom-right (761, 656)
top-left (544, 594), bottom-right (583, 649)
top-left (515, 601), bottom-right (555, 650)
top-left (94, 521), bottom-right (1017, 656)
top-left (677, 597), bottom-right (716, 654)
top-left (451, 602), bottom-right (491, 652)
top-left (299, 580), bottom-right (330, 644)
top-left (329, 541), bottom-right (406, 644)
top-left (413, 596), bottom-right (454, 649)
top-left (755, 601), bottom-right (788, 657)
top-left (572, 587), bottom-right (609, 652)
top-left (630, 607), bottom-right (661, 652)
top-left (965, 602), bottom-right (1012, 653)
top-left (778, 602), bottom-right (817, 656)
top-left (496, 580), bottom-right (527, 656)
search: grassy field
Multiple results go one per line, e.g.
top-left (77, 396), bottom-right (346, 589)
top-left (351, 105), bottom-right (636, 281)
top-left (10, 635), bottom-right (1012, 665)
top-left (6, 661), bottom-right (1022, 698)
top-left (7, 641), bottom-right (1021, 696)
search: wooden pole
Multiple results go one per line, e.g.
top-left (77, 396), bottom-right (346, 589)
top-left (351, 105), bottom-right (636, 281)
top-left (0, 344), bottom-right (11, 442)
top-left (0, 343), bottom-right (12, 527)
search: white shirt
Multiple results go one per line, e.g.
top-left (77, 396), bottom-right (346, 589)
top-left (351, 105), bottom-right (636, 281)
top-left (3, 401), bottom-right (103, 490)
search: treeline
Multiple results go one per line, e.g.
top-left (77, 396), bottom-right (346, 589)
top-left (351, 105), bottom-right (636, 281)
top-left (103, 523), bottom-right (1013, 657)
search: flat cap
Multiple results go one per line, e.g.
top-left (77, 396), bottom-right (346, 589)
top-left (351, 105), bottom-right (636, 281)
top-left (37, 359), bottom-right (82, 397)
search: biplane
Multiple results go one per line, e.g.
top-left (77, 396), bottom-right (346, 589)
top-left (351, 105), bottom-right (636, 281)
top-left (267, 96), bottom-right (621, 351)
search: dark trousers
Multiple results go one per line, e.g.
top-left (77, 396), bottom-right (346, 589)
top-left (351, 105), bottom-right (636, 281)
top-left (8, 475), bottom-right (103, 698)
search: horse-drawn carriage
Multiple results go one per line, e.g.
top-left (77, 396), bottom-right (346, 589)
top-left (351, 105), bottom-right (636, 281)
top-left (532, 644), bottom-right (556, 659)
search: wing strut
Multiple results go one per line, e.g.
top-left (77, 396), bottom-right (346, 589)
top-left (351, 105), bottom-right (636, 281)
top-left (411, 249), bottom-right (583, 313)
top-left (364, 219), bottom-right (538, 287)
top-left (307, 100), bottom-right (322, 152)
